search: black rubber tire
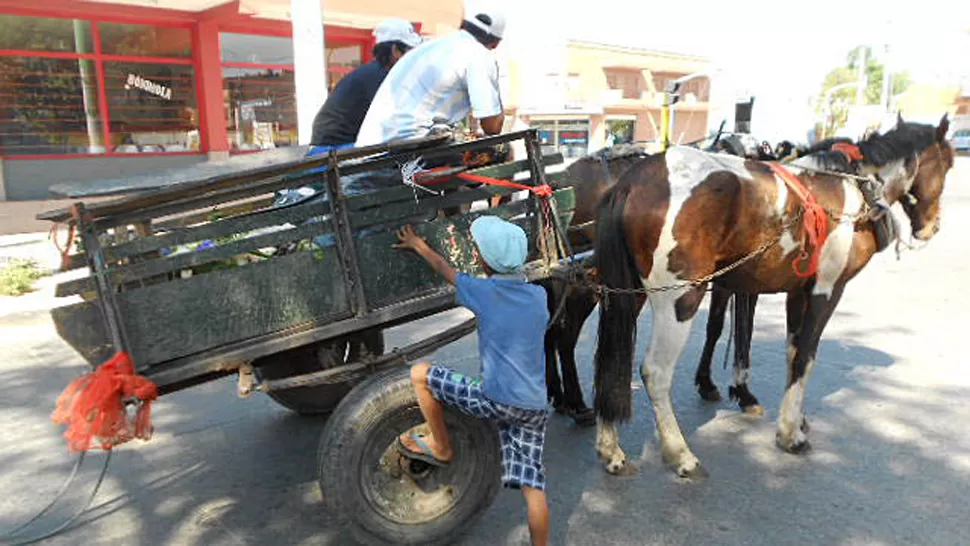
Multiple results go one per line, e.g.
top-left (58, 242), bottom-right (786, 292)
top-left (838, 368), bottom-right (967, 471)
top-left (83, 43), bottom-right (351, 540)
top-left (318, 367), bottom-right (501, 546)
top-left (255, 339), bottom-right (352, 416)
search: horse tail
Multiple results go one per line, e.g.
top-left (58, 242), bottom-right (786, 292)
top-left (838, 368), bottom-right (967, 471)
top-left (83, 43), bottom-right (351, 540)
top-left (593, 179), bottom-right (641, 423)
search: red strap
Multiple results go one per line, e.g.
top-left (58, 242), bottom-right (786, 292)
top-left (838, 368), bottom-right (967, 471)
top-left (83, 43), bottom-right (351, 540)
top-left (412, 166), bottom-right (553, 197)
top-left (831, 142), bottom-right (863, 162)
top-left (767, 162), bottom-right (830, 278)
top-left (455, 172), bottom-right (554, 197)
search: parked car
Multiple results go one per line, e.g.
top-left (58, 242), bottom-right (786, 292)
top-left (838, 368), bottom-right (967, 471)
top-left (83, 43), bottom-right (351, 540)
top-left (950, 128), bottom-right (970, 152)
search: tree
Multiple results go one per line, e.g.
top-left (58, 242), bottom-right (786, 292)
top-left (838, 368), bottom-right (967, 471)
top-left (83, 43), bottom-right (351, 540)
top-left (816, 46), bottom-right (912, 138)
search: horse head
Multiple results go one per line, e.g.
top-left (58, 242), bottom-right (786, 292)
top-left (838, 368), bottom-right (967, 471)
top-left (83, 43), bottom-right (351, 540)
top-left (855, 114), bottom-right (955, 241)
top-left (900, 115), bottom-right (954, 240)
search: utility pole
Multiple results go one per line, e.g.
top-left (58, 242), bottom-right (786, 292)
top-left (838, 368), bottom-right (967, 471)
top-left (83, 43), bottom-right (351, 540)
top-left (881, 43), bottom-right (892, 112)
top-left (855, 45), bottom-right (868, 105)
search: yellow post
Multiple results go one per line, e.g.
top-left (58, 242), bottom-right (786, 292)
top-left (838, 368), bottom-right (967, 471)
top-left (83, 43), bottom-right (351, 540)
top-left (660, 98), bottom-right (671, 152)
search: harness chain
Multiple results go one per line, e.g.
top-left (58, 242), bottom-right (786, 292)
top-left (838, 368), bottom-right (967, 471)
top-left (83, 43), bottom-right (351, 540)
top-left (583, 210), bottom-right (801, 296)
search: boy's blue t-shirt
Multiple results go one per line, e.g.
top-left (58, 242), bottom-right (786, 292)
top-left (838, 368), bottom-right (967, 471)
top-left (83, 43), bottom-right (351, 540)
top-left (455, 272), bottom-right (549, 410)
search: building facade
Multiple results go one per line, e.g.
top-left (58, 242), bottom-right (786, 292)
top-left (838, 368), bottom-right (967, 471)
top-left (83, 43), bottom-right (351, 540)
top-left (505, 41), bottom-right (711, 160)
top-left (0, 1), bottom-right (713, 201)
top-left (0, 0), bottom-right (462, 200)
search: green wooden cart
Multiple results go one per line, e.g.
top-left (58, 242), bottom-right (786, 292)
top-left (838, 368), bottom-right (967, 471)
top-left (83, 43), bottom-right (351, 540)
top-left (38, 129), bottom-right (577, 545)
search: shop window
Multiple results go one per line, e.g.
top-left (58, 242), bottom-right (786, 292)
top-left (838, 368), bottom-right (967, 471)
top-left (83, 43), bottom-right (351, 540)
top-left (104, 62), bottom-right (199, 153)
top-left (326, 43), bottom-right (363, 92)
top-left (220, 33), bottom-right (294, 65)
top-left (98, 22), bottom-right (192, 58)
top-left (528, 119), bottom-right (589, 159)
top-left (0, 15), bottom-right (92, 53)
top-left (0, 57), bottom-right (104, 155)
top-left (606, 119), bottom-right (635, 146)
top-left (219, 31), bottom-right (364, 151)
top-left (0, 15), bottom-right (197, 156)
top-left (223, 67), bottom-right (297, 151)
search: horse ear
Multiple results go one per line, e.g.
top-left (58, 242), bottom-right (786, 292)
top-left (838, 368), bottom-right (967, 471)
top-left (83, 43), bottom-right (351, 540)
top-left (896, 112), bottom-right (905, 127)
top-left (937, 113), bottom-right (950, 142)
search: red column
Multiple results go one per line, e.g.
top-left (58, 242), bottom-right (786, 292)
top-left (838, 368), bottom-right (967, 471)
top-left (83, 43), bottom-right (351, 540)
top-left (194, 20), bottom-right (229, 155)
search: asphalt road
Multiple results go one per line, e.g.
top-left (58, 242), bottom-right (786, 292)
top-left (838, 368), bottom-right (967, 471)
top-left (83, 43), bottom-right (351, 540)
top-left (2, 157), bottom-right (969, 546)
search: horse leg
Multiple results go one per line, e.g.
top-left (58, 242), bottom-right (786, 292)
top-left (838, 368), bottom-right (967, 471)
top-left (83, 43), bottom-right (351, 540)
top-left (642, 288), bottom-right (707, 478)
top-left (728, 292), bottom-right (764, 416)
top-left (596, 417), bottom-right (636, 475)
top-left (694, 287), bottom-right (730, 402)
top-left (777, 282), bottom-right (845, 453)
top-left (558, 289), bottom-right (598, 427)
top-left (545, 328), bottom-right (566, 413)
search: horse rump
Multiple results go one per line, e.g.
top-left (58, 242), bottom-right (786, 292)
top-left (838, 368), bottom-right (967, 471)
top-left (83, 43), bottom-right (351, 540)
top-left (593, 180), bottom-right (641, 423)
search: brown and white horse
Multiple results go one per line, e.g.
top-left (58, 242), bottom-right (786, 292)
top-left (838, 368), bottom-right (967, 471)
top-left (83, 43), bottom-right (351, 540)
top-left (591, 115), bottom-right (954, 477)
top-left (542, 140), bottom-right (804, 425)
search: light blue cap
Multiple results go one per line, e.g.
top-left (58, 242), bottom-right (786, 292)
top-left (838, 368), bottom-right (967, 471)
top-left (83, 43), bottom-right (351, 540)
top-left (469, 215), bottom-right (527, 274)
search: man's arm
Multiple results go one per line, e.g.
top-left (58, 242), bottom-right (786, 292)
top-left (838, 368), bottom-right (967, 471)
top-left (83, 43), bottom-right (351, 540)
top-left (393, 225), bottom-right (457, 285)
top-left (478, 114), bottom-right (503, 135)
top-left (467, 54), bottom-right (504, 136)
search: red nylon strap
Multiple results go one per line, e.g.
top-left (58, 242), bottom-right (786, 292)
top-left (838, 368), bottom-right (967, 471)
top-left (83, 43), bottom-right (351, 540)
top-left (767, 162), bottom-right (830, 278)
top-left (412, 166), bottom-right (553, 197)
top-left (455, 172), bottom-right (554, 197)
top-left (831, 142), bottom-right (863, 162)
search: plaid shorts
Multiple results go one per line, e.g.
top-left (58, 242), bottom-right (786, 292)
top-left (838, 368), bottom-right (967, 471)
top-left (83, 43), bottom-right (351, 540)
top-left (426, 364), bottom-right (549, 491)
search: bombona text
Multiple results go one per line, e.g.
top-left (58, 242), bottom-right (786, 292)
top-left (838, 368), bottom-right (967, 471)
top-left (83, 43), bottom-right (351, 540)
top-left (125, 73), bottom-right (172, 100)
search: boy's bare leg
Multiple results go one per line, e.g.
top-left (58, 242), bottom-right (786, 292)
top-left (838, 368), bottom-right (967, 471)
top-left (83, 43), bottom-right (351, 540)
top-left (400, 363), bottom-right (454, 462)
top-left (522, 486), bottom-right (549, 546)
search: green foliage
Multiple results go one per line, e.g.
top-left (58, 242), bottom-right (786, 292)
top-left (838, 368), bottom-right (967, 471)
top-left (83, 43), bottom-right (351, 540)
top-left (0, 259), bottom-right (45, 297)
top-left (817, 45), bottom-right (913, 138)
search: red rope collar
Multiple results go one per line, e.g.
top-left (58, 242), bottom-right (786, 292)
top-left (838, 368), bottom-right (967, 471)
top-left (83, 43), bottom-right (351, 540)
top-left (767, 162), bottom-right (830, 278)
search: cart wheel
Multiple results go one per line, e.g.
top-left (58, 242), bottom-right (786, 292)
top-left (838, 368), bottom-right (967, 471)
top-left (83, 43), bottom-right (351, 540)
top-left (318, 367), bottom-right (501, 546)
top-left (254, 339), bottom-right (352, 416)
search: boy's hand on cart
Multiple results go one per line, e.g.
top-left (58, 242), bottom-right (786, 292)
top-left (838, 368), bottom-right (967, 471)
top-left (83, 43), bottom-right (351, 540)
top-left (393, 225), bottom-right (429, 253)
top-left (393, 225), bottom-right (457, 285)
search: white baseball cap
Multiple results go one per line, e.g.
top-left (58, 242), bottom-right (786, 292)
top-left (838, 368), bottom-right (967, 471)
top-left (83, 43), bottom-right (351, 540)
top-left (373, 18), bottom-right (423, 49)
top-left (463, 0), bottom-right (506, 40)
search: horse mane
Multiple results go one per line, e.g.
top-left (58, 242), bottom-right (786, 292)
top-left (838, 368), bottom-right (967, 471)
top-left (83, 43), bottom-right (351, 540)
top-left (584, 143), bottom-right (652, 162)
top-left (796, 122), bottom-right (938, 174)
top-left (798, 138), bottom-right (857, 172)
top-left (856, 121), bottom-right (938, 167)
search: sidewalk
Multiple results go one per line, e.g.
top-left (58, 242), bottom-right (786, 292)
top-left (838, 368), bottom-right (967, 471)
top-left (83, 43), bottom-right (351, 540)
top-left (0, 232), bottom-right (84, 318)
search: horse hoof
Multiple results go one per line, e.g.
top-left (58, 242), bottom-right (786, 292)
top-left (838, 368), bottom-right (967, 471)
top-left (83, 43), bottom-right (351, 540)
top-left (698, 387), bottom-right (721, 402)
top-left (606, 460), bottom-right (639, 477)
top-left (573, 408), bottom-right (597, 428)
top-left (742, 404), bottom-right (765, 417)
top-left (677, 462), bottom-right (709, 480)
top-left (776, 434), bottom-right (812, 455)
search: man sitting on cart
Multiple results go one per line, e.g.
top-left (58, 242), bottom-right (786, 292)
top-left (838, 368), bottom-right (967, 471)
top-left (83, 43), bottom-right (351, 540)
top-left (354, 0), bottom-right (508, 165)
top-left (308, 18), bottom-right (423, 158)
top-left (274, 18), bottom-right (423, 206)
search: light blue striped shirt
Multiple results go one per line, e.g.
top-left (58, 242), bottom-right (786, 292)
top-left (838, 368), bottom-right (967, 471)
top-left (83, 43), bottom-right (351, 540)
top-left (354, 30), bottom-right (503, 147)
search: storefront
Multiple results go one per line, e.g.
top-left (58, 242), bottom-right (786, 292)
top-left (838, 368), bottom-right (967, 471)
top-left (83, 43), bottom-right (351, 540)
top-left (529, 118), bottom-right (591, 159)
top-left (510, 41), bottom-right (712, 159)
top-left (0, 1), bottom-right (430, 200)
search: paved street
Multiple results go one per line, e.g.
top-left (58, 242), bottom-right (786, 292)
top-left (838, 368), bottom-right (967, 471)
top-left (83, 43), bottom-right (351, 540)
top-left (2, 157), bottom-right (970, 546)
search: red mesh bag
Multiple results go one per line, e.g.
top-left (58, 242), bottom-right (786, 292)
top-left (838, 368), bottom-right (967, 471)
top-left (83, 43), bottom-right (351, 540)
top-left (51, 351), bottom-right (158, 452)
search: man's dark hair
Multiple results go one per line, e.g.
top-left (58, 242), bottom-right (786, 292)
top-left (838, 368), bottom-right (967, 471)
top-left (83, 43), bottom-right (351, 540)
top-left (460, 20), bottom-right (500, 48)
top-left (373, 41), bottom-right (410, 68)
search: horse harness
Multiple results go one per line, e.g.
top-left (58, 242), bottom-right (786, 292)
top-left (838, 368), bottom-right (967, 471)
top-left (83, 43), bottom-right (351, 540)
top-left (551, 143), bottom-right (914, 298)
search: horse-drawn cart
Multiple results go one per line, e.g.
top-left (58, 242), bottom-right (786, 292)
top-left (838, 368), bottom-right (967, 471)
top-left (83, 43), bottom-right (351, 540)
top-left (37, 129), bottom-right (576, 545)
